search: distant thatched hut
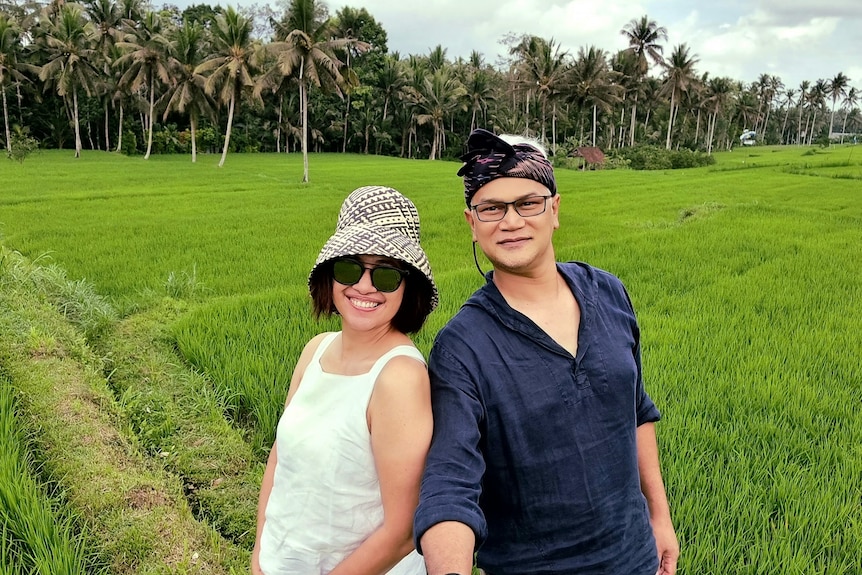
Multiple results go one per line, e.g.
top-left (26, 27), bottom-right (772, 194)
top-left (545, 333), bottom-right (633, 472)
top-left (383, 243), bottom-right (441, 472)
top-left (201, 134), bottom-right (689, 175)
top-left (573, 147), bottom-right (606, 170)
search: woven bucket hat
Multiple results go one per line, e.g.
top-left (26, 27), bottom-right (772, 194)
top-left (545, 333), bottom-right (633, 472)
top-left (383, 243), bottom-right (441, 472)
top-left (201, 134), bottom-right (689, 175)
top-left (309, 185), bottom-right (439, 310)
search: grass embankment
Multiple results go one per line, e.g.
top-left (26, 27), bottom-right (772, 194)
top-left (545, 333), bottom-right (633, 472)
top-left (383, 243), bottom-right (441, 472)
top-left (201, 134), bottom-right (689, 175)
top-left (0, 248), bottom-right (248, 573)
top-left (0, 145), bottom-right (861, 573)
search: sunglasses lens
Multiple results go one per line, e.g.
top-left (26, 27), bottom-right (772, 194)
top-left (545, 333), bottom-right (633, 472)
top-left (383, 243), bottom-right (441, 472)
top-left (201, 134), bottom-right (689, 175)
top-left (371, 267), bottom-right (404, 292)
top-left (332, 259), bottom-right (363, 285)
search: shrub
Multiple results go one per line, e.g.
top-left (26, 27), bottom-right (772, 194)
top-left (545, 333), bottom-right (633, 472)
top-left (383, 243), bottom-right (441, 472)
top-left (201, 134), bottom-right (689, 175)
top-left (6, 126), bottom-right (39, 164)
top-left (119, 130), bottom-right (139, 156)
top-left (610, 145), bottom-right (715, 170)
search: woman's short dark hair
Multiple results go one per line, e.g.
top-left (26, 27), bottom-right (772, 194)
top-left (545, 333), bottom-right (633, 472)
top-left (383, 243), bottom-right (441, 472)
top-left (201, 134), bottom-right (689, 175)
top-left (309, 258), bottom-right (434, 334)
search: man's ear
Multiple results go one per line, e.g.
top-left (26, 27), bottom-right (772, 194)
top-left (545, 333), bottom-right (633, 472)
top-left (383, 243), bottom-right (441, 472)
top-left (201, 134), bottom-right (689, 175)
top-left (551, 194), bottom-right (561, 230)
top-left (465, 208), bottom-right (478, 241)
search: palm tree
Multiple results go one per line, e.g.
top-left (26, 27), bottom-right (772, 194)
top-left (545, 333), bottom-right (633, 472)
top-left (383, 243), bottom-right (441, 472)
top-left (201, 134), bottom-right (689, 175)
top-left (0, 14), bottom-right (35, 152)
top-left (412, 67), bottom-right (465, 160)
top-left (703, 76), bottom-right (734, 154)
top-left (376, 52), bottom-right (405, 125)
top-left (827, 72), bottom-right (850, 140)
top-left (85, 0), bottom-right (122, 150)
top-left (163, 20), bottom-right (213, 162)
top-left (761, 76), bottom-right (784, 143)
top-left (660, 43), bottom-right (699, 149)
top-left (331, 6), bottom-right (370, 153)
top-left (796, 80), bottom-right (809, 145)
top-left (196, 6), bottom-right (259, 168)
top-left (779, 88), bottom-right (797, 144)
top-left (115, 11), bottom-right (173, 159)
top-left (510, 36), bottom-right (569, 146)
top-left (839, 87), bottom-right (858, 144)
top-left (463, 51), bottom-right (496, 132)
top-left (568, 45), bottom-right (621, 147)
top-left (37, 4), bottom-right (100, 158)
top-left (620, 15), bottom-right (668, 146)
top-left (261, 0), bottom-right (355, 181)
top-left (734, 88), bottom-right (759, 139)
top-left (751, 73), bottom-right (769, 136)
top-left (609, 48), bottom-right (638, 148)
top-left (427, 44), bottom-right (446, 73)
top-left (804, 79), bottom-right (828, 145)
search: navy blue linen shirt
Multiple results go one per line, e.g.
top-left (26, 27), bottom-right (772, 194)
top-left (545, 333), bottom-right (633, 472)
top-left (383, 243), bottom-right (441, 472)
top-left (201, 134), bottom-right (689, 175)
top-left (415, 262), bottom-right (661, 575)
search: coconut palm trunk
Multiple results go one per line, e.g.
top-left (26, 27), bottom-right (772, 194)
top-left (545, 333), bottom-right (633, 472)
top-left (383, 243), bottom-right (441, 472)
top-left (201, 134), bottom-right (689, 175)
top-left (144, 71), bottom-right (155, 159)
top-left (190, 114), bottom-right (197, 163)
top-left (219, 90), bottom-right (235, 168)
top-left (73, 90), bottom-right (83, 158)
top-left (116, 103), bottom-right (123, 152)
top-left (2, 89), bottom-right (10, 153)
top-left (300, 59), bottom-right (309, 182)
top-left (104, 98), bottom-right (110, 151)
top-left (277, 94), bottom-right (283, 153)
top-left (665, 91), bottom-right (676, 150)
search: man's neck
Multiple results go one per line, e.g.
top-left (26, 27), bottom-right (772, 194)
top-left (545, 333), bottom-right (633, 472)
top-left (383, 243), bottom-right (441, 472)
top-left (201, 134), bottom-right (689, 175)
top-left (491, 260), bottom-right (560, 305)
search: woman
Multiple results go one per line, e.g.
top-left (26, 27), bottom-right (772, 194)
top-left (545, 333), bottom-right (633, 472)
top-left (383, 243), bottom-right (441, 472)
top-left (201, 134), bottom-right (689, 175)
top-left (252, 185), bottom-right (438, 575)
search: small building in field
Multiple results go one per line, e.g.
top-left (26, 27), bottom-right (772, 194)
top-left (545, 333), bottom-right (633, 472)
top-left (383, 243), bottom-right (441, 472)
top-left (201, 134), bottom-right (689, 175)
top-left (573, 147), bottom-right (606, 170)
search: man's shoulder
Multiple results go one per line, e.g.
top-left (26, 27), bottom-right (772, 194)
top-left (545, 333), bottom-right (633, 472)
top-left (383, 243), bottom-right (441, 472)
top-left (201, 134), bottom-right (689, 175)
top-left (432, 286), bottom-right (497, 346)
top-left (559, 260), bottom-right (628, 293)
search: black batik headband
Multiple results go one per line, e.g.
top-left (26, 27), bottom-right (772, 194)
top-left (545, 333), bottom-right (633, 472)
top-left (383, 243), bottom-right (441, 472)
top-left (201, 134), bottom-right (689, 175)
top-left (457, 128), bottom-right (557, 207)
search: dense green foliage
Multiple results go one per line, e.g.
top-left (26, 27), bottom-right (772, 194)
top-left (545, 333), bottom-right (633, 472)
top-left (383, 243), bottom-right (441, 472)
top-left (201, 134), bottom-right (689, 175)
top-left (606, 144), bottom-right (716, 170)
top-left (0, 147), bottom-right (860, 572)
top-left (0, 0), bottom-right (859, 166)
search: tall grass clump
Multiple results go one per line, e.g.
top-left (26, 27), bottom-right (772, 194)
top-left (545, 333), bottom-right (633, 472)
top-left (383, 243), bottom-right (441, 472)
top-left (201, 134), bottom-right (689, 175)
top-left (0, 383), bottom-right (92, 575)
top-left (0, 249), bottom-right (116, 342)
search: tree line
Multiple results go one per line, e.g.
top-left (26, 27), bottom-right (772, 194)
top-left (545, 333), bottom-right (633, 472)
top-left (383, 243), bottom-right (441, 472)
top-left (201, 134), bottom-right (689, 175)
top-left (1, 0), bottom-right (859, 176)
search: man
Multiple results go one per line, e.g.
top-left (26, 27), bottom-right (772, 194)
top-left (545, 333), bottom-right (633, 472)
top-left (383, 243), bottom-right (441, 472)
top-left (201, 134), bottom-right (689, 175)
top-left (414, 129), bottom-right (679, 575)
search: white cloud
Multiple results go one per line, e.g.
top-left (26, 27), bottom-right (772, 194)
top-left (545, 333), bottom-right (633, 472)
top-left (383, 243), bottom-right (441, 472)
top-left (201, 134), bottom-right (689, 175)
top-left (320, 0), bottom-right (861, 90)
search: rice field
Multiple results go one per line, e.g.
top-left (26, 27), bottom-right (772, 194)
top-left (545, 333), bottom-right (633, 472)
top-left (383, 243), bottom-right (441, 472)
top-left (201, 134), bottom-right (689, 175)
top-left (0, 145), bottom-right (860, 573)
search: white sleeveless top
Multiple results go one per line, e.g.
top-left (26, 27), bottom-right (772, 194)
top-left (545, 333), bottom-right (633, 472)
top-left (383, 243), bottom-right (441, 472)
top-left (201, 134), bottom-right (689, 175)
top-left (258, 332), bottom-right (427, 575)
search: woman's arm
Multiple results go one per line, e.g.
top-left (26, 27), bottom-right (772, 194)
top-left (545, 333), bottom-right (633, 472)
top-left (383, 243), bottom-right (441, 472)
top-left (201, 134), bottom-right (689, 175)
top-left (251, 332), bottom-right (332, 575)
top-left (328, 355), bottom-right (433, 575)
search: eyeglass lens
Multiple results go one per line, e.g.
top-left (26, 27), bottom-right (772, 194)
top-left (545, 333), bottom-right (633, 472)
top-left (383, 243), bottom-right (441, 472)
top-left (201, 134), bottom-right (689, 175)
top-left (472, 195), bottom-right (550, 221)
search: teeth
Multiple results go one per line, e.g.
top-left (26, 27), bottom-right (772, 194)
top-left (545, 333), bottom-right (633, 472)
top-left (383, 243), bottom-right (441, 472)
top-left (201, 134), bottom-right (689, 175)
top-left (351, 299), bottom-right (379, 309)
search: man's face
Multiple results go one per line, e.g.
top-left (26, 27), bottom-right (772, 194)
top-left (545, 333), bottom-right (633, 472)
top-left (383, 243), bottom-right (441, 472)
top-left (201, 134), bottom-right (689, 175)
top-left (465, 177), bottom-right (560, 275)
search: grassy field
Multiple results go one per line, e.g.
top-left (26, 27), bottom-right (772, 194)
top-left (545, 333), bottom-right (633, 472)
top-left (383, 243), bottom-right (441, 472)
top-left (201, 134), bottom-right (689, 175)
top-left (0, 145), bottom-right (860, 573)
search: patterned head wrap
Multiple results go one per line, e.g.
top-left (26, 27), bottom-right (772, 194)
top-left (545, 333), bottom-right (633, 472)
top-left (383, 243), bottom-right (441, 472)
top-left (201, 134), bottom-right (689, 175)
top-left (457, 128), bottom-right (557, 207)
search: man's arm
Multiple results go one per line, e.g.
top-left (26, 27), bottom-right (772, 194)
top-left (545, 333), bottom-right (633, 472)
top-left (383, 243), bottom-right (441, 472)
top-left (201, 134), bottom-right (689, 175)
top-left (414, 341), bottom-right (487, 573)
top-left (419, 521), bottom-right (475, 575)
top-left (637, 422), bottom-right (679, 575)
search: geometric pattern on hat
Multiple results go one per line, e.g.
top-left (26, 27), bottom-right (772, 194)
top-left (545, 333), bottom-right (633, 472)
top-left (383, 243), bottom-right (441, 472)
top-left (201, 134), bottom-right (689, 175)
top-left (309, 185), bottom-right (439, 310)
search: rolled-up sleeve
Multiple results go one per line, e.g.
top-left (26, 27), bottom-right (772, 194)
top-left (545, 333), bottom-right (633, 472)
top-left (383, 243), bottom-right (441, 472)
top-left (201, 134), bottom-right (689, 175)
top-left (414, 340), bottom-right (488, 552)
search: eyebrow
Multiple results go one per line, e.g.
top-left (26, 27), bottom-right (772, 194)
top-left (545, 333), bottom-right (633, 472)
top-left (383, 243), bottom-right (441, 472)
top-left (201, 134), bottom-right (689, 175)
top-left (473, 191), bottom-right (548, 204)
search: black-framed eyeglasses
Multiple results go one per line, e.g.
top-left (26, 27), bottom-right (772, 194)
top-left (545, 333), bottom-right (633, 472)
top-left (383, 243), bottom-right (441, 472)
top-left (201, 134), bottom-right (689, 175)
top-left (470, 195), bottom-right (552, 222)
top-left (332, 258), bottom-right (408, 293)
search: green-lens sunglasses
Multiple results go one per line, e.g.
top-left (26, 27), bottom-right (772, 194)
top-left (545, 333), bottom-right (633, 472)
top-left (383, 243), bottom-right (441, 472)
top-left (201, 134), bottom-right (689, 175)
top-left (332, 258), bottom-right (408, 293)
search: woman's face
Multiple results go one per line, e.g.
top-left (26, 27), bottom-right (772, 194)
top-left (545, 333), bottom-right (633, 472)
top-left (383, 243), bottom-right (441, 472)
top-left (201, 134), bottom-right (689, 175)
top-left (331, 254), bottom-right (406, 333)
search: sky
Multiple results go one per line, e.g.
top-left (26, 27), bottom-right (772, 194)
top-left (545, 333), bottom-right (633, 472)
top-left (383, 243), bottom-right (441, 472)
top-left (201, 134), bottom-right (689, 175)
top-left (314, 0), bottom-right (862, 94)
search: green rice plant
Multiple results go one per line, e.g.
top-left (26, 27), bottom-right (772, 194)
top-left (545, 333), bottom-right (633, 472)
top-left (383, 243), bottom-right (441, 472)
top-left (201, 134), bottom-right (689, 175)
top-left (0, 383), bottom-right (90, 575)
top-left (1, 148), bottom-right (861, 573)
top-left (0, 525), bottom-right (22, 575)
